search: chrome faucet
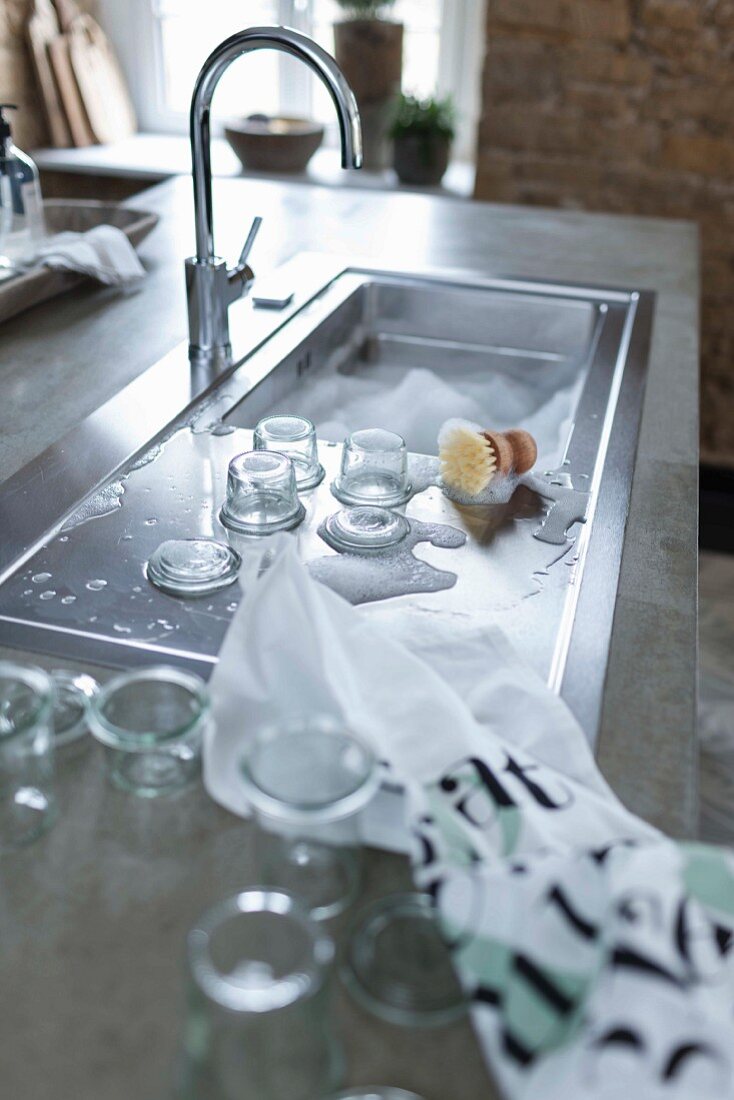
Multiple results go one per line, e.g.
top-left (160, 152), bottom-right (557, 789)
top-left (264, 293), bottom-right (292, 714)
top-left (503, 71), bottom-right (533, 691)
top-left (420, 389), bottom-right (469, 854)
top-left (186, 26), bottom-right (362, 371)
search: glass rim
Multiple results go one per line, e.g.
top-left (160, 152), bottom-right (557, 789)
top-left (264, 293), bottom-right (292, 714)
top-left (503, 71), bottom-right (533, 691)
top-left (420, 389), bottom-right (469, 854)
top-left (239, 721), bottom-right (381, 824)
top-left (219, 498), bottom-right (306, 535)
top-left (342, 892), bottom-right (468, 1029)
top-left (146, 537), bottom-right (241, 597)
top-left (88, 665), bottom-right (209, 748)
top-left (321, 507), bottom-right (410, 553)
top-left (0, 660), bottom-right (54, 740)
top-left (331, 477), bottom-right (413, 509)
top-left (188, 888), bottom-right (334, 1012)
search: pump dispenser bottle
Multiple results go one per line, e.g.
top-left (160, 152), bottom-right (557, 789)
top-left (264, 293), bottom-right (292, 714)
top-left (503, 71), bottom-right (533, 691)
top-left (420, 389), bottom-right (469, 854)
top-left (0, 104), bottom-right (45, 273)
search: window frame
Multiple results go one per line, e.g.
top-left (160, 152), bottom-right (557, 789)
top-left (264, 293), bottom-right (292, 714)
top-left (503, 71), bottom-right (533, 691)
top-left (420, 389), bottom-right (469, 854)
top-left (98, 0), bottom-right (485, 162)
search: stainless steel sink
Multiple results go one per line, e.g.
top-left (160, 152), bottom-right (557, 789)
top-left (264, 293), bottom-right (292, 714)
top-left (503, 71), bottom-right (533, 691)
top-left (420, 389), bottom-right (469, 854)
top-left (0, 253), bottom-right (654, 743)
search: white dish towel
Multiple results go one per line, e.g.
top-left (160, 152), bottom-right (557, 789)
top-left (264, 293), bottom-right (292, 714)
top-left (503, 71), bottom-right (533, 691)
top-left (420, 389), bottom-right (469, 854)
top-left (33, 224), bottom-right (145, 286)
top-left (205, 537), bottom-right (734, 1100)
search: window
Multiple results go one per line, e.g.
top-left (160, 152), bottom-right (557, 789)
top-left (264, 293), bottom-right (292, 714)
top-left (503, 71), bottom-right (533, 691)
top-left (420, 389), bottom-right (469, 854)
top-left (100, 0), bottom-right (486, 161)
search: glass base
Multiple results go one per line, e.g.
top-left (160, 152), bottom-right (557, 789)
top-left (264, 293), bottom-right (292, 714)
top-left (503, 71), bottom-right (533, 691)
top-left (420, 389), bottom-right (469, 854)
top-left (343, 893), bottom-right (467, 1027)
top-left (260, 836), bottom-right (361, 922)
top-left (0, 787), bottom-right (57, 849)
top-left (108, 748), bottom-right (201, 798)
top-left (146, 538), bottom-right (241, 597)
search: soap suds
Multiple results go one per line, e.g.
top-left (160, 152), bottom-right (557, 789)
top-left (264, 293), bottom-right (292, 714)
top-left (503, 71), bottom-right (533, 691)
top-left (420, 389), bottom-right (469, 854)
top-left (261, 351), bottom-right (583, 470)
top-left (310, 518), bottom-right (466, 605)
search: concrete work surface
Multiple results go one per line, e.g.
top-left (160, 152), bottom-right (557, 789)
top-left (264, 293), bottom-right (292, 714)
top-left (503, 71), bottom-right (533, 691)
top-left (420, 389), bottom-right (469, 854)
top-left (0, 176), bottom-right (699, 1098)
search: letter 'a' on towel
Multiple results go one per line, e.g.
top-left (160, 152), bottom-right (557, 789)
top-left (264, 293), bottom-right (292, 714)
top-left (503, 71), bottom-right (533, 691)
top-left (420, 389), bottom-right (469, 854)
top-left (205, 537), bottom-right (734, 1100)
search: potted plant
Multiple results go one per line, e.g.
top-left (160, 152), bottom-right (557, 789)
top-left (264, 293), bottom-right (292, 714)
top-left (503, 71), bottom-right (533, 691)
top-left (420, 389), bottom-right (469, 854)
top-left (333, 0), bottom-right (403, 171)
top-left (390, 93), bottom-right (456, 187)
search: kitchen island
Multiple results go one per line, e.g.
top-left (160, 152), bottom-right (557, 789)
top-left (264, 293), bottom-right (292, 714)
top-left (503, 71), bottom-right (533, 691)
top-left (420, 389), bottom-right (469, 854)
top-left (0, 176), bottom-right (698, 1099)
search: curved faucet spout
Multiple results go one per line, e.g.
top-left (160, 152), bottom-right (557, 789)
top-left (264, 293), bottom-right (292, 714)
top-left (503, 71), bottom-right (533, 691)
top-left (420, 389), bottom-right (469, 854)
top-left (191, 25), bottom-right (363, 262)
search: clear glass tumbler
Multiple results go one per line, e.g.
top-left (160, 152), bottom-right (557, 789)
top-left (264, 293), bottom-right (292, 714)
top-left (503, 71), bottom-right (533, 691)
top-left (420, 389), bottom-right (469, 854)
top-left (0, 661), bottom-right (56, 849)
top-left (220, 451), bottom-right (306, 535)
top-left (179, 888), bottom-right (343, 1100)
top-left (343, 892), bottom-right (468, 1028)
top-left (332, 429), bottom-right (412, 507)
top-left (146, 538), bottom-right (241, 597)
top-left (89, 666), bottom-right (208, 797)
top-left (320, 506), bottom-right (410, 554)
top-left (240, 718), bottom-right (380, 921)
top-left (254, 414), bottom-right (325, 490)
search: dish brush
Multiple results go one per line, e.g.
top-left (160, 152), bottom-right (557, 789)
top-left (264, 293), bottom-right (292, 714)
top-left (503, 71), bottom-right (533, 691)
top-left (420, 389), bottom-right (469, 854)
top-left (438, 419), bottom-right (538, 496)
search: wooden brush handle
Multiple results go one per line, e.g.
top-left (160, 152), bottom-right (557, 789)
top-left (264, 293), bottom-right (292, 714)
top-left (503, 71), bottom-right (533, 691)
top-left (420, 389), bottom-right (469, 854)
top-left (482, 429), bottom-right (537, 474)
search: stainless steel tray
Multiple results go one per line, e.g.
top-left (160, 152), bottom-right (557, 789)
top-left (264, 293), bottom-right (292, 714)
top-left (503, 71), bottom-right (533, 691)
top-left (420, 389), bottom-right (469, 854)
top-left (0, 254), bottom-right (654, 744)
top-left (0, 199), bottom-right (159, 324)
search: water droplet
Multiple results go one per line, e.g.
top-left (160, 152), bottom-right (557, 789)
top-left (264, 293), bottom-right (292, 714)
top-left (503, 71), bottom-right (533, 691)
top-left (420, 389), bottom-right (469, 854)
top-left (32, 572), bottom-right (52, 584)
top-left (122, 534), bottom-right (133, 541)
top-left (227, 602), bottom-right (238, 612)
top-left (132, 586), bottom-right (142, 593)
top-left (39, 590), bottom-right (56, 600)
top-left (113, 624), bottom-right (132, 634)
top-left (86, 579), bottom-right (107, 591)
top-left (144, 518), bottom-right (158, 526)
top-left (61, 595), bottom-right (76, 605)
top-left (59, 535), bottom-right (69, 543)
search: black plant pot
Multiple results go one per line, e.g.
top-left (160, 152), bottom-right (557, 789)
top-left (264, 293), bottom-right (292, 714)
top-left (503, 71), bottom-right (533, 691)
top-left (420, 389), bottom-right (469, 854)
top-left (393, 132), bottom-right (451, 186)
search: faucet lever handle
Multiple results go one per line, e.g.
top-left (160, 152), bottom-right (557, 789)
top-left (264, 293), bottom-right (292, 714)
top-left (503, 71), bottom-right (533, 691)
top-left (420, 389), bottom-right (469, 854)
top-left (237, 216), bottom-right (262, 270)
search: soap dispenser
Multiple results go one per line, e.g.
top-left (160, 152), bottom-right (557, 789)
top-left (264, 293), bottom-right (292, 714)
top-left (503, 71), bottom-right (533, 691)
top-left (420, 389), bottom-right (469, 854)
top-left (0, 104), bottom-right (45, 273)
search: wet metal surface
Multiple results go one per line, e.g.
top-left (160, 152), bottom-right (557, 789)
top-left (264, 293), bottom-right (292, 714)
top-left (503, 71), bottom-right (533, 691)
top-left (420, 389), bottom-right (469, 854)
top-left (0, 261), bottom-right (654, 742)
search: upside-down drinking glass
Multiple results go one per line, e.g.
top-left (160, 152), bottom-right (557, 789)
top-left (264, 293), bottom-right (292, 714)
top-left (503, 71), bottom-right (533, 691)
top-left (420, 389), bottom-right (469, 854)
top-left (179, 888), bottom-right (343, 1100)
top-left (146, 538), bottom-right (241, 597)
top-left (254, 414), bottom-right (325, 490)
top-left (332, 429), bottom-right (412, 507)
top-left (220, 451), bottom-right (305, 535)
top-left (343, 892), bottom-right (468, 1028)
top-left (0, 661), bottom-right (56, 849)
top-left (240, 718), bottom-right (380, 921)
top-left (89, 666), bottom-right (208, 797)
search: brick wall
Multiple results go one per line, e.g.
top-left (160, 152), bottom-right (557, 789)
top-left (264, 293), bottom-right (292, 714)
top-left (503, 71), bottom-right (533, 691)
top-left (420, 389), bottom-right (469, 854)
top-left (475, 0), bottom-right (734, 466)
top-left (0, 0), bottom-right (97, 150)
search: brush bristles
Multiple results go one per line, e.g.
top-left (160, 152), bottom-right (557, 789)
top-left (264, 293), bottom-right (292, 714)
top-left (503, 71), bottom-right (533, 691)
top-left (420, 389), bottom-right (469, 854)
top-left (439, 423), bottom-right (497, 495)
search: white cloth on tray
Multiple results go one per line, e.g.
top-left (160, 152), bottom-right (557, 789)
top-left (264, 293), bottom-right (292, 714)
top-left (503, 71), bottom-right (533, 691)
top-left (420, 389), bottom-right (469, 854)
top-left (33, 224), bottom-right (145, 286)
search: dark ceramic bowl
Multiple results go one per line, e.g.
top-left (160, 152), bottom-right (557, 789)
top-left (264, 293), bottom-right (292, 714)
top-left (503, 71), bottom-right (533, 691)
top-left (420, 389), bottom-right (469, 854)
top-left (224, 114), bottom-right (325, 174)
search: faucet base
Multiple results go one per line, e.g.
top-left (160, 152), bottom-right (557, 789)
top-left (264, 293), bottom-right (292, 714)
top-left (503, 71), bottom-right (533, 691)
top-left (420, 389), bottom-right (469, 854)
top-left (188, 342), bottom-right (233, 374)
